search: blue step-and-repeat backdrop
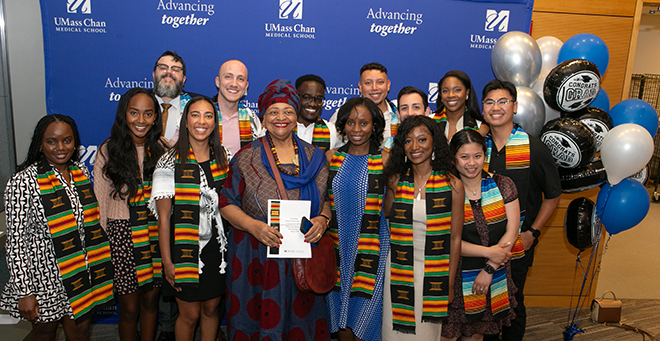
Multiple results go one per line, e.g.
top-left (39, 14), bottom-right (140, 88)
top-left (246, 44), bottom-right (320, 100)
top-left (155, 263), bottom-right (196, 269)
top-left (41, 0), bottom-right (533, 173)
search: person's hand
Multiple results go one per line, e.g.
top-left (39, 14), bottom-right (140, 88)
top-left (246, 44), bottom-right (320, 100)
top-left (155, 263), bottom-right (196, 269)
top-left (448, 288), bottom-right (454, 304)
top-left (250, 221), bottom-right (283, 248)
top-left (159, 136), bottom-right (173, 149)
top-left (521, 230), bottom-right (535, 251)
top-left (18, 295), bottom-right (38, 323)
top-left (472, 271), bottom-right (493, 295)
top-left (487, 242), bottom-right (512, 266)
top-left (304, 216), bottom-right (327, 244)
top-left (163, 261), bottom-right (181, 292)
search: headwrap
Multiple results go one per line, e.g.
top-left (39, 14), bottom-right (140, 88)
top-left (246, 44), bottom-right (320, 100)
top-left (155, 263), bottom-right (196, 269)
top-left (257, 79), bottom-right (301, 118)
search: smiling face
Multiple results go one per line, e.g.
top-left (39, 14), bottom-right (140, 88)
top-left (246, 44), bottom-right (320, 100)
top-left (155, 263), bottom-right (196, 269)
top-left (297, 80), bottom-right (325, 125)
top-left (455, 142), bottom-right (485, 180)
top-left (186, 100), bottom-right (215, 144)
top-left (263, 102), bottom-right (297, 142)
top-left (41, 121), bottom-right (76, 171)
top-left (440, 76), bottom-right (469, 114)
top-left (359, 70), bottom-right (390, 107)
top-left (482, 89), bottom-right (517, 129)
top-left (153, 56), bottom-right (186, 99)
top-left (398, 93), bottom-right (429, 120)
top-left (344, 105), bottom-right (373, 148)
top-left (215, 60), bottom-right (249, 105)
top-left (403, 125), bottom-right (434, 166)
top-left (126, 93), bottom-right (156, 145)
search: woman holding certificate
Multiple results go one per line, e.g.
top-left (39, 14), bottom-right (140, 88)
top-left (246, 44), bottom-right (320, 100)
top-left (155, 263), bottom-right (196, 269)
top-left (150, 96), bottom-right (229, 341)
top-left (218, 79), bottom-right (331, 340)
top-left (325, 97), bottom-right (389, 341)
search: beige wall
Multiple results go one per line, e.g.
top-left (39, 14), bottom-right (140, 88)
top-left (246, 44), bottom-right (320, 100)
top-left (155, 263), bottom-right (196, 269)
top-left (632, 13), bottom-right (660, 74)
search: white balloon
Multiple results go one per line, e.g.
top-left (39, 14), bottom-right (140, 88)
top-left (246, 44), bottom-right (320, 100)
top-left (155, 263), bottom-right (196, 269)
top-left (536, 36), bottom-right (563, 76)
top-left (601, 123), bottom-right (654, 185)
top-left (531, 71), bottom-right (561, 123)
top-left (491, 31), bottom-right (542, 87)
top-left (513, 86), bottom-right (546, 137)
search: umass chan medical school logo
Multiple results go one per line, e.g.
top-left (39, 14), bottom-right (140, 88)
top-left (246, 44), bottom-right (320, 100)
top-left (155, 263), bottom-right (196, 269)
top-left (279, 0), bottom-right (302, 20)
top-left (68, 0), bottom-right (91, 14)
top-left (485, 9), bottom-right (509, 32)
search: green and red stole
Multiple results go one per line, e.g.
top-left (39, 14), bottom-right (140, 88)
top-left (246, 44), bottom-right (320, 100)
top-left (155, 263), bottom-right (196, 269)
top-left (216, 102), bottom-right (253, 148)
top-left (128, 147), bottom-right (162, 290)
top-left (172, 146), bottom-right (228, 286)
top-left (36, 157), bottom-right (114, 320)
top-left (389, 169), bottom-right (453, 333)
top-left (484, 125), bottom-right (529, 260)
top-left (433, 108), bottom-right (479, 137)
top-left (327, 142), bottom-right (384, 299)
top-left (294, 118), bottom-right (331, 152)
top-left (462, 171), bottom-right (512, 321)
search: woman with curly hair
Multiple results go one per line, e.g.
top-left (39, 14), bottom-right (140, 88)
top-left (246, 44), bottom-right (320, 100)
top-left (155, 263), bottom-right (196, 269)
top-left (325, 97), bottom-right (389, 341)
top-left (2, 114), bottom-right (114, 341)
top-left (433, 70), bottom-right (488, 140)
top-left (94, 87), bottom-right (166, 341)
top-left (381, 115), bottom-right (464, 340)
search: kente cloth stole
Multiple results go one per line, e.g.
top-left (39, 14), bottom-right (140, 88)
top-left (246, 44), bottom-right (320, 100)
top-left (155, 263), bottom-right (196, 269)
top-left (389, 100), bottom-right (399, 137)
top-left (433, 108), bottom-right (479, 135)
top-left (128, 147), bottom-right (162, 290)
top-left (216, 102), bottom-right (253, 148)
top-left (36, 157), bottom-right (114, 320)
top-left (173, 147), bottom-right (227, 286)
top-left (327, 142), bottom-right (383, 299)
top-left (389, 169), bottom-right (453, 334)
top-left (483, 125), bottom-right (529, 259)
top-left (462, 172), bottom-right (511, 321)
top-left (292, 118), bottom-right (331, 152)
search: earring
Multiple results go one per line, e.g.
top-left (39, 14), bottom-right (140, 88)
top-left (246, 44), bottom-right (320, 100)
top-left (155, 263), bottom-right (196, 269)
top-left (405, 155), bottom-right (408, 163)
top-left (432, 151), bottom-right (435, 161)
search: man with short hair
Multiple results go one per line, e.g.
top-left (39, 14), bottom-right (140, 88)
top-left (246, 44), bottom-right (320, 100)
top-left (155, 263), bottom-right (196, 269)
top-left (294, 74), bottom-right (342, 151)
top-left (152, 51), bottom-right (199, 146)
top-left (481, 79), bottom-right (561, 341)
top-left (383, 86), bottom-right (430, 151)
top-left (212, 59), bottom-right (261, 156)
top-left (330, 62), bottom-right (399, 142)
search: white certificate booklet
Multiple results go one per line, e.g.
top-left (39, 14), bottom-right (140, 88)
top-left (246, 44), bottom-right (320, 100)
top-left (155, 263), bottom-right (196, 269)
top-left (267, 199), bottom-right (312, 258)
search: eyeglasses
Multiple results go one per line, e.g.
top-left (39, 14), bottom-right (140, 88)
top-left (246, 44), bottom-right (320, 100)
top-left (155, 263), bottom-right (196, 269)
top-left (301, 94), bottom-right (325, 105)
top-left (156, 63), bottom-right (183, 73)
top-left (482, 98), bottom-right (514, 106)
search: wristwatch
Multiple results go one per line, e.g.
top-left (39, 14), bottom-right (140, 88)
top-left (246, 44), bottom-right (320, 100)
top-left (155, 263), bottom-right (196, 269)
top-left (483, 263), bottom-right (496, 275)
top-left (529, 227), bottom-right (541, 239)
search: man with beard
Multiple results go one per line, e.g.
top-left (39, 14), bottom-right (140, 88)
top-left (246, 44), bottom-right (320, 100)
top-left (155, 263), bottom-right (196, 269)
top-left (329, 62), bottom-right (399, 144)
top-left (294, 74), bottom-right (342, 151)
top-left (152, 51), bottom-right (199, 146)
top-left (211, 59), bottom-right (261, 156)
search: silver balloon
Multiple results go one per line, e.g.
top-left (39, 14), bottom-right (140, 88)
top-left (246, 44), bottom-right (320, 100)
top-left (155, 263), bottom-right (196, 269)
top-left (491, 31), bottom-right (542, 87)
top-left (537, 36), bottom-right (563, 76)
top-left (513, 86), bottom-right (546, 137)
top-left (530, 72), bottom-right (561, 123)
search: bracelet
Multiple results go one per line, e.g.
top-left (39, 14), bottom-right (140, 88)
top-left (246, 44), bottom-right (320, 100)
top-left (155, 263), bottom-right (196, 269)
top-left (319, 214), bottom-right (331, 225)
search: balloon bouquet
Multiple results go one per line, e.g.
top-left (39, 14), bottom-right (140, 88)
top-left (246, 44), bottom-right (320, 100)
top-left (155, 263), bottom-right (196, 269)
top-left (491, 32), bottom-right (658, 340)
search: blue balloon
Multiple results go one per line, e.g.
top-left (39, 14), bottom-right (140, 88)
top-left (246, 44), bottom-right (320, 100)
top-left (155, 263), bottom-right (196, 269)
top-left (596, 178), bottom-right (650, 235)
top-left (590, 88), bottom-right (610, 112)
top-left (558, 33), bottom-right (609, 76)
top-left (608, 99), bottom-right (659, 137)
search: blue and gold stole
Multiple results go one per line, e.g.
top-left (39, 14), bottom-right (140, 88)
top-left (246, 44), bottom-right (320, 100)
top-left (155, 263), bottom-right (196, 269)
top-left (327, 142), bottom-right (384, 299)
top-left (484, 125), bottom-right (530, 259)
top-left (36, 157), bottom-right (114, 320)
top-left (389, 169), bottom-right (453, 334)
top-left (462, 171), bottom-right (512, 321)
top-left (172, 146), bottom-right (228, 286)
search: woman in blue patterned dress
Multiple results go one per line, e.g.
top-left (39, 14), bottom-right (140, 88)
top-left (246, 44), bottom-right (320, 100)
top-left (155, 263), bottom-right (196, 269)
top-left (325, 97), bottom-right (389, 341)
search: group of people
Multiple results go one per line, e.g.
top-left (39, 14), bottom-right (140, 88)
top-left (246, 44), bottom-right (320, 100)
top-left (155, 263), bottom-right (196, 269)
top-left (1, 51), bottom-right (561, 341)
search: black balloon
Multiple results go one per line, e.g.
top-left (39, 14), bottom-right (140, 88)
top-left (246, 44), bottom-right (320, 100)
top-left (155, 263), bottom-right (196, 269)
top-left (544, 59), bottom-right (601, 112)
top-left (540, 118), bottom-right (597, 169)
top-left (562, 107), bottom-right (614, 159)
top-left (565, 197), bottom-right (599, 251)
top-left (558, 160), bottom-right (607, 193)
